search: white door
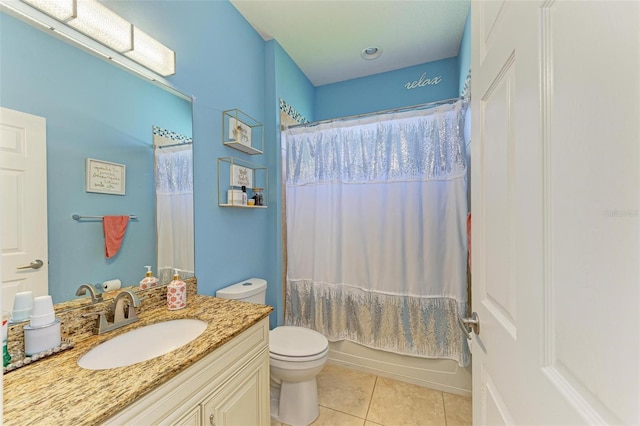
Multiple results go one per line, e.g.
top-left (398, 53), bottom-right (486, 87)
top-left (0, 107), bottom-right (48, 312)
top-left (471, 1), bottom-right (639, 424)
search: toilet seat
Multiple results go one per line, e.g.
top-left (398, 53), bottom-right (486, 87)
top-left (269, 326), bottom-right (328, 361)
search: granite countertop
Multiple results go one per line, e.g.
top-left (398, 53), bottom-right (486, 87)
top-left (3, 295), bottom-right (272, 425)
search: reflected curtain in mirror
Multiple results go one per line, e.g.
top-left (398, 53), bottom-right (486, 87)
top-left (154, 129), bottom-right (194, 284)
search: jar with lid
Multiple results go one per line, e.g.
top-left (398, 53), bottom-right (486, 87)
top-left (252, 188), bottom-right (264, 206)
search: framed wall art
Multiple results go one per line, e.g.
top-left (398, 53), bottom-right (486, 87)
top-left (85, 158), bottom-right (126, 195)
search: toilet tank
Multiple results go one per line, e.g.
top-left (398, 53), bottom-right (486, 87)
top-left (216, 278), bottom-right (267, 304)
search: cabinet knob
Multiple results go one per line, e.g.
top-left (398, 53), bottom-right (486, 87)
top-left (209, 414), bottom-right (215, 426)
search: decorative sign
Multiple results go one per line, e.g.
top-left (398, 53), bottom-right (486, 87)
top-left (404, 72), bottom-right (442, 90)
top-left (229, 117), bottom-right (252, 147)
top-left (231, 164), bottom-right (253, 188)
top-left (86, 158), bottom-right (126, 195)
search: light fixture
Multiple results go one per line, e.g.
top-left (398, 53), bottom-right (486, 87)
top-left (67, 0), bottom-right (132, 53)
top-left (17, 0), bottom-right (175, 76)
top-left (361, 46), bottom-right (382, 60)
top-left (20, 0), bottom-right (73, 21)
top-left (125, 27), bottom-right (175, 77)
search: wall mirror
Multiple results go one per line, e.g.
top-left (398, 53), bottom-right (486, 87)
top-left (0, 9), bottom-right (193, 312)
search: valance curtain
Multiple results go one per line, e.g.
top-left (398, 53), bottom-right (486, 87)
top-left (154, 144), bottom-right (194, 284)
top-left (284, 101), bottom-right (470, 366)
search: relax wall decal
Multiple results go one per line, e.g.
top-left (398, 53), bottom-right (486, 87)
top-left (404, 72), bottom-right (442, 90)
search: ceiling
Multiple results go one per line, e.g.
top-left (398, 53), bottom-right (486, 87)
top-left (229, 0), bottom-right (470, 87)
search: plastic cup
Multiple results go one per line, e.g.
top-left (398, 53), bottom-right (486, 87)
top-left (11, 308), bottom-right (31, 323)
top-left (31, 295), bottom-right (54, 317)
top-left (30, 311), bottom-right (56, 327)
top-left (12, 291), bottom-right (33, 311)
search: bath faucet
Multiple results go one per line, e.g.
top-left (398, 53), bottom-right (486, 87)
top-left (75, 284), bottom-right (103, 303)
top-left (84, 290), bottom-right (141, 334)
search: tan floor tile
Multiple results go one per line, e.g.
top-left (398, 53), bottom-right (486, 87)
top-left (317, 364), bottom-right (377, 418)
top-left (364, 422), bottom-right (384, 426)
top-left (367, 377), bottom-right (446, 426)
top-left (443, 392), bottom-right (472, 426)
top-left (311, 406), bottom-right (366, 426)
top-left (270, 417), bottom-right (284, 426)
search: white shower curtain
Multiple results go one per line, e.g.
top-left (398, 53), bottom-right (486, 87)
top-left (154, 144), bottom-right (194, 284)
top-left (284, 101), bottom-right (470, 366)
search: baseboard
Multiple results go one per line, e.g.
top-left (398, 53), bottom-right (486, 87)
top-left (327, 340), bottom-right (472, 397)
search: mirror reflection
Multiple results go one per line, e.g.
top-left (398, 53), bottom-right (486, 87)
top-left (0, 12), bottom-right (193, 311)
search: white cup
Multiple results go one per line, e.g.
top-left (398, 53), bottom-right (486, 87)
top-left (30, 311), bottom-right (55, 327)
top-left (12, 291), bottom-right (33, 311)
top-left (11, 308), bottom-right (32, 323)
top-left (31, 295), bottom-right (54, 317)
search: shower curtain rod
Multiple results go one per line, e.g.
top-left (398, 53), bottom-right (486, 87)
top-left (154, 141), bottom-right (193, 149)
top-left (285, 96), bottom-right (463, 130)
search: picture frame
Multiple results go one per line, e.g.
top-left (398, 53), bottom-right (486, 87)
top-left (230, 164), bottom-right (253, 188)
top-left (85, 158), bottom-right (126, 195)
top-left (229, 117), bottom-right (252, 147)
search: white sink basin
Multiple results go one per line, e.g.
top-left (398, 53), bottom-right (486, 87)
top-left (78, 319), bottom-right (207, 370)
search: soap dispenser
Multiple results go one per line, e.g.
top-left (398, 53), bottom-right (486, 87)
top-left (167, 269), bottom-right (187, 310)
top-left (139, 266), bottom-right (159, 290)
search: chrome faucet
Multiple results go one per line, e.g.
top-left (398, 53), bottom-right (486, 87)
top-left (112, 290), bottom-right (141, 324)
top-left (75, 284), bottom-right (103, 303)
top-left (84, 290), bottom-right (141, 334)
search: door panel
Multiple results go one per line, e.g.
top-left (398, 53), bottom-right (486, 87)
top-left (542, 2), bottom-right (639, 423)
top-left (471, 1), bottom-right (639, 424)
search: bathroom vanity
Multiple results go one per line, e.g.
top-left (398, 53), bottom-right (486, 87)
top-left (2, 287), bottom-right (272, 426)
top-left (104, 318), bottom-right (269, 425)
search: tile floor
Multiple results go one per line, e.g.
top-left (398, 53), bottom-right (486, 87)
top-left (271, 364), bottom-right (472, 426)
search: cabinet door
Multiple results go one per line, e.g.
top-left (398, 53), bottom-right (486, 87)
top-left (203, 351), bottom-right (270, 426)
top-left (174, 406), bottom-right (202, 426)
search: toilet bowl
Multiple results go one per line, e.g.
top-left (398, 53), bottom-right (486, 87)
top-left (216, 279), bottom-right (329, 426)
top-left (269, 326), bottom-right (328, 426)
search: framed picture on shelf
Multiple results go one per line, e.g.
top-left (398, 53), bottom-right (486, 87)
top-left (229, 117), bottom-right (252, 147)
top-left (231, 164), bottom-right (253, 188)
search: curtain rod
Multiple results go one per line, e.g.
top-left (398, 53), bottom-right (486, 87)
top-left (154, 141), bottom-right (193, 149)
top-left (285, 97), bottom-right (463, 130)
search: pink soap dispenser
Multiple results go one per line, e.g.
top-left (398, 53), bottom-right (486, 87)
top-left (167, 269), bottom-right (187, 310)
top-left (139, 266), bottom-right (159, 290)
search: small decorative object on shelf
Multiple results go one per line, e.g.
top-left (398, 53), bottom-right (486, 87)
top-left (222, 109), bottom-right (264, 155)
top-left (218, 157), bottom-right (268, 208)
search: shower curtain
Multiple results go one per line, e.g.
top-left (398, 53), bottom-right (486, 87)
top-left (154, 144), bottom-right (194, 284)
top-left (284, 101), bottom-right (470, 366)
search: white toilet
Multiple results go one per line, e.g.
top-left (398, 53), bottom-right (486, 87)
top-left (216, 278), bottom-right (329, 426)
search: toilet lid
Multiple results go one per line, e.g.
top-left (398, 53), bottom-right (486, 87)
top-left (269, 326), bottom-right (328, 357)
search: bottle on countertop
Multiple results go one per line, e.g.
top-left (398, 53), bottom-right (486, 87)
top-left (167, 269), bottom-right (187, 310)
top-left (139, 266), bottom-right (159, 290)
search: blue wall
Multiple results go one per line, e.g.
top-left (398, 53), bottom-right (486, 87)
top-left (265, 41), bottom-right (315, 326)
top-left (0, 14), bottom-right (191, 303)
top-left (315, 57), bottom-right (459, 121)
top-left (458, 11), bottom-right (471, 95)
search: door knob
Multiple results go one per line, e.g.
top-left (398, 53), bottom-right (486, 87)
top-left (458, 312), bottom-right (480, 336)
top-left (17, 259), bottom-right (44, 270)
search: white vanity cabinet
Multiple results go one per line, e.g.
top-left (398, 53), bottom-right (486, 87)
top-left (103, 318), bottom-right (270, 426)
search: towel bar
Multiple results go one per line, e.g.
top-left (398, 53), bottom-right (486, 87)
top-left (72, 214), bottom-right (138, 221)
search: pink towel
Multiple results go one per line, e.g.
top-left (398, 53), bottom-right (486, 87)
top-left (103, 216), bottom-right (129, 258)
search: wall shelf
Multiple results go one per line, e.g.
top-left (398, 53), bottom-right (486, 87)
top-left (222, 109), bottom-right (263, 155)
top-left (217, 157), bottom-right (268, 208)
